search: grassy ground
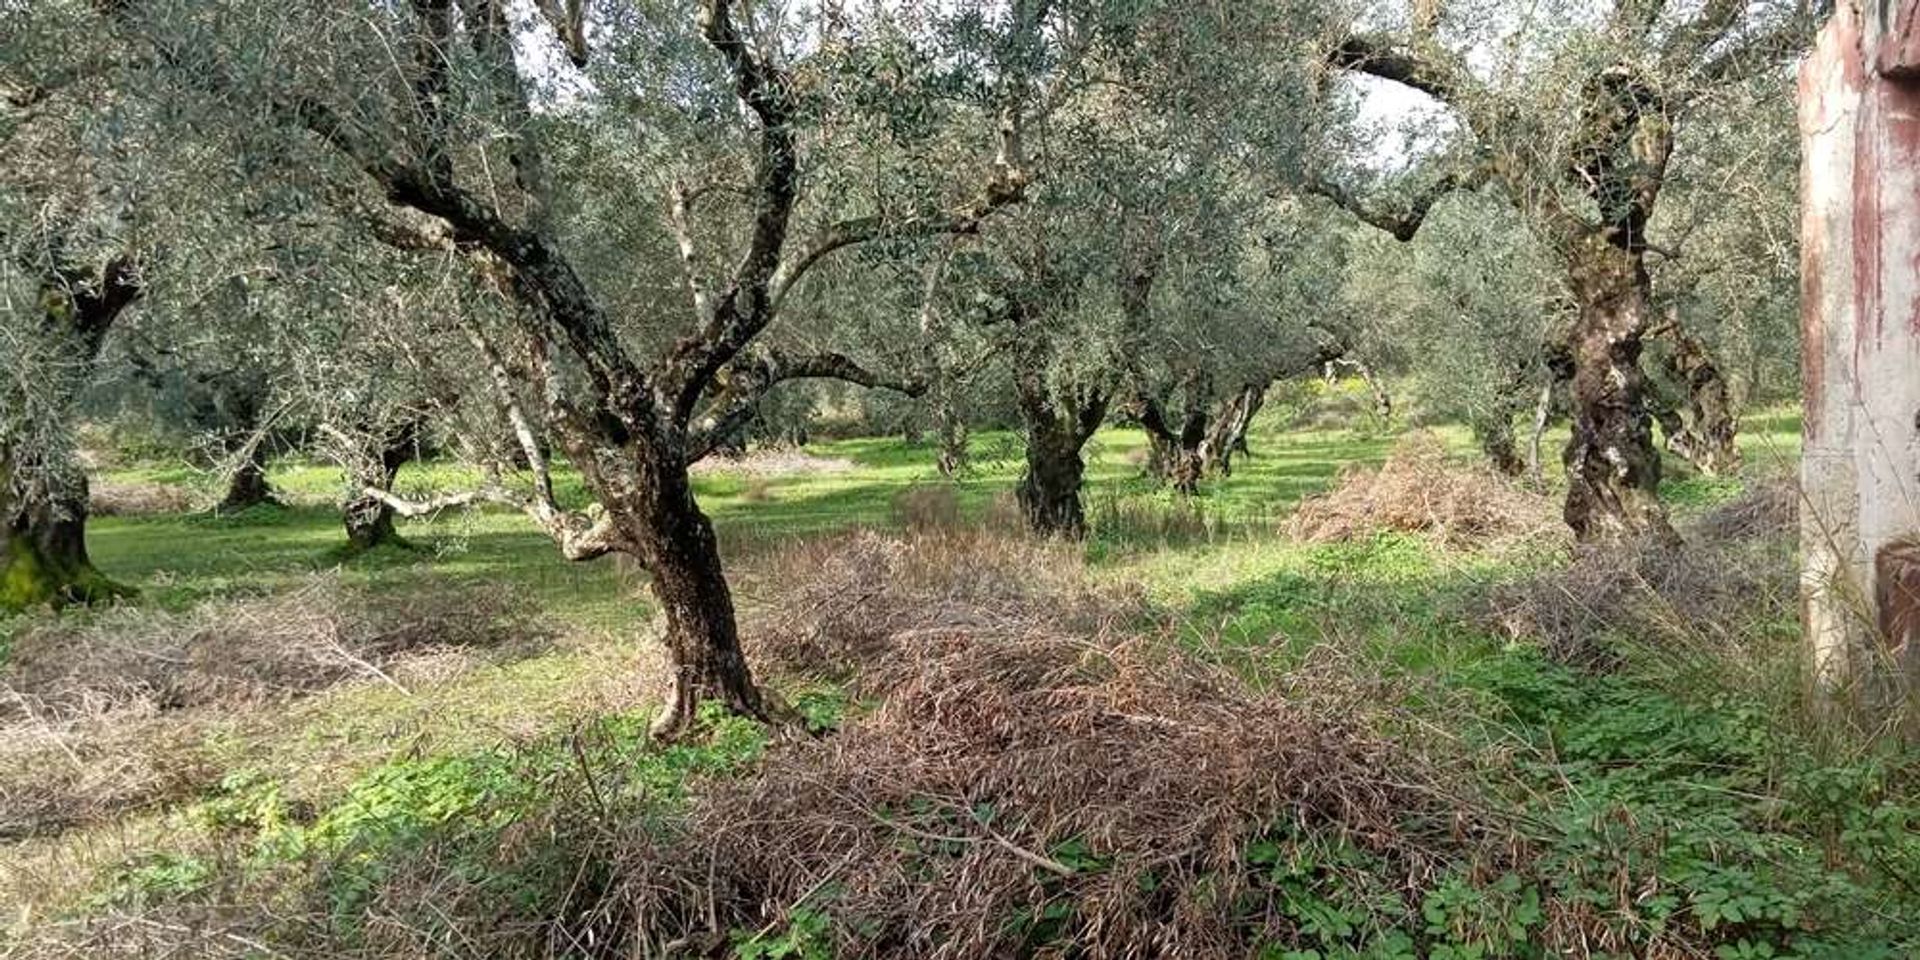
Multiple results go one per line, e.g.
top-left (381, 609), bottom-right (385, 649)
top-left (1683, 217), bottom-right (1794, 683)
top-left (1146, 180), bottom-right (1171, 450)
top-left (10, 403), bottom-right (1908, 960)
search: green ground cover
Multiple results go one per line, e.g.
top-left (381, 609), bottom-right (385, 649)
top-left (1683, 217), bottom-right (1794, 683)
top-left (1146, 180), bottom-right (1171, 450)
top-left (10, 407), bottom-right (1911, 959)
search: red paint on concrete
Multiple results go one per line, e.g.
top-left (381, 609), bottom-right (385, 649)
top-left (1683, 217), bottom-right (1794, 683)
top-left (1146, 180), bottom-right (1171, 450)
top-left (1876, 0), bottom-right (1920, 77)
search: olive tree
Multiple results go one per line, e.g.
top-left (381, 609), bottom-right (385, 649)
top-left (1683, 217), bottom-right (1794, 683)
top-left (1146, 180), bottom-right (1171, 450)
top-left (0, 1), bottom-right (151, 610)
top-left (1316, 0), bottom-right (1816, 542)
top-left (123, 0), bottom-right (1090, 735)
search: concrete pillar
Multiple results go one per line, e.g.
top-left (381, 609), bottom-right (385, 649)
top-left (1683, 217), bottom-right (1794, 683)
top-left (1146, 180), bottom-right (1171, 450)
top-left (1798, 0), bottom-right (1920, 716)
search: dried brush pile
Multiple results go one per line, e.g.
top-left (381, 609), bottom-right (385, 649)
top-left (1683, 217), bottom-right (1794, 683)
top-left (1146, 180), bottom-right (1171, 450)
top-left (2, 577), bottom-right (545, 721)
top-left (88, 477), bottom-right (197, 516)
top-left (1693, 470), bottom-right (1800, 542)
top-left (1487, 479), bottom-right (1799, 670)
top-left (0, 577), bottom-right (548, 839)
top-left (1289, 432), bottom-right (1560, 549)
top-left (607, 530), bottom-right (1481, 959)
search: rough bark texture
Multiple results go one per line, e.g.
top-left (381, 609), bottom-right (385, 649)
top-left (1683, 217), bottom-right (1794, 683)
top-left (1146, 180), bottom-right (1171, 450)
top-left (935, 408), bottom-right (969, 479)
top-left (207, 374), bottom-right (278, 511)
top-left (1474, 366), bottom-right (1536, 478)
top-left (1561, 238), bottom-right (1678, 544)
top-left (220, 442), bottom-right (276, 512)
top-left (1476, 417), bottom-right (1526, 478)
top-left (1649, 312), bottom-right (1742, 476)
top-left (1203, 381), bottom-right (1268, 477)
top-left (1014, 314), bottom-right (1106, 536)
top-left (0, 467), bottom-right (117, 610)
top-left (1798, 0), bottom-right (1920, 714)
top-left (0, 257), bottom-right (140, 612)
top-left (1132, 371), bottom-right (1211, 495)
top-left (625, 455), bottom-right (767, 739)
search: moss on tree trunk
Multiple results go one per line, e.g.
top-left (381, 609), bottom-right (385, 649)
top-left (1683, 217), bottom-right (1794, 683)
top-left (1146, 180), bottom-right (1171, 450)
top-left (1, 476), bottom-right (129, 612)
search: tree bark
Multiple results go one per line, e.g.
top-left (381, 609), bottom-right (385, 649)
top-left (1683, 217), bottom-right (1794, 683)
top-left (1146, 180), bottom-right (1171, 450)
top-left (342, 423), bottom-right (418, 551)
top-left (1, 257), bottom-right (140, 612)
top-left (1475, 416), bottom-right (1526, 477)
top-left (1475, 365), bottom-right (1536, 477)
top-left (1131, 370), bottom-right (1213, 495)
top-left (1798, 2), bottom-right (1920, 717)
top-left (935, 408), bottom-right (969, 478)
top-left (1649, 311), bottom-right (1742, 476)
top-left (1526, 345), bottom-right (1570, 490)
top-left (1202, 381), bottom-right (1268, 477)
top-left (1560, 238), bottom-right (1678, 544)
top-left (1018, 413), bottom-right (1099, 536)
top-left (1, 462), bottom-right (120, 610)
top-left (624, 454), bottom-right (769, 739)
top-left (195, 370), bottom-right (279, 512)
top-left (1014, 341), bottom-right (1105, 536)
top-left (218, 439), bottom-right (276, 512)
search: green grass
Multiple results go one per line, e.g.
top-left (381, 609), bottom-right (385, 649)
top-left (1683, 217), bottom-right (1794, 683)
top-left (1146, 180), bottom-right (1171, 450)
top-left (15, 404), bottom-right (1905, 958)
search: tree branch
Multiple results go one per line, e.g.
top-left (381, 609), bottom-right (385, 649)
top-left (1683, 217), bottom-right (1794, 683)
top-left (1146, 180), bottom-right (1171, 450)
top-left (765, 200), bottom-right (1013, 316)
top-left (1326, 32), bottom-right (1469, 105)
top-left (1302, 167), bottom-right (1483, 242)
top-left (685, 349), bottom-right (926, 463)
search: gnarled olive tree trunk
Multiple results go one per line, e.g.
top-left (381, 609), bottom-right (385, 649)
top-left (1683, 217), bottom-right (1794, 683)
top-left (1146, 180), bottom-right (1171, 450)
top-left (207, 374), bottom-right (279, 512)
top-left (1648, 310), bottom-right (1741, 477)
top-left (1016, 385), bottom-right (1107, 536)
top-left (1, 462), bottom-right (117, 610)
top-left (1560, 238), bottom-right (1677, 544)
top-left (618, 447), bottom-right (768, 738)
top-left (1014, 313), bottom-right (1107, 536)
top-left (1, 257), bottom-right (140, 612)
top-left (1132, 370), bottom-right (1211, 495)
top-left (1202, 380), bottom-right (1268, 477)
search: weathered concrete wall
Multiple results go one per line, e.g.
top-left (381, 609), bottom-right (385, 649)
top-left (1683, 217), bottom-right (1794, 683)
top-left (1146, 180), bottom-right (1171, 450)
top-left (1799, 0), bottom-right (1920, 710)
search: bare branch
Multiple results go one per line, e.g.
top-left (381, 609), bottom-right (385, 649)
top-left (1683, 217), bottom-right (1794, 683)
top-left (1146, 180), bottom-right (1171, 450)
top-left (685, 349), bottom-right (926, 463)
top-left (766, 198), bottom-right (1016, 315)
top-left (355, 482), bottom-right (621, 561)
top-left (1301, 167), bottom-right (1484, 242)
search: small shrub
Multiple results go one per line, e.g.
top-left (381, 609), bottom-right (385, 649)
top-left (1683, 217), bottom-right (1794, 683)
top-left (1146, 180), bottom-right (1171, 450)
top-left (1, 575), bottom-right (548, 721)
top-left (1485, 509), bottom-right (1798, 676)
top-left (1089, 488), bottom-right (1217, 546)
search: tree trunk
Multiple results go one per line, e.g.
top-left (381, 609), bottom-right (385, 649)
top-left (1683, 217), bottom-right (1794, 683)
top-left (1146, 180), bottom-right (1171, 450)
top-left (1526, 376), bottom-right (1555, 489)
top-left (1018, 409), bottom-right (1100, 536)
top-left (1560, 238), bottom-right (1677, 544)
top-left (1476, 416), bottom-right (1526, 477)
top-left (627, 456), bottom-right (770, 740)
top-left (1132, 372), bottom-right (1210, 495)
top-left (342, 424), bottom-right (418, 551)
top-left (1650, 312), bottom-right (1742, 477)
top-left (933, 391), bottom-right (969, 478)
top-left (1, 462), bottom-right (122, 611)
top-left (1012, 311), bottom-right (1107, 536)
top-left (2, 256), bottom-right (140, 611)
top-left (1201, 381), bottom-right (1268, 477)
top-left (218, 442), bottom-right (276, 512)
top-left (1798, 3), bottom-right (1920, 718)
top-left (936, 416), bottom-right (969, 478)
top-left (1475, 367), bottom-right (1535, 477)
top-left (195, 371), bottom-right (278, 512)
